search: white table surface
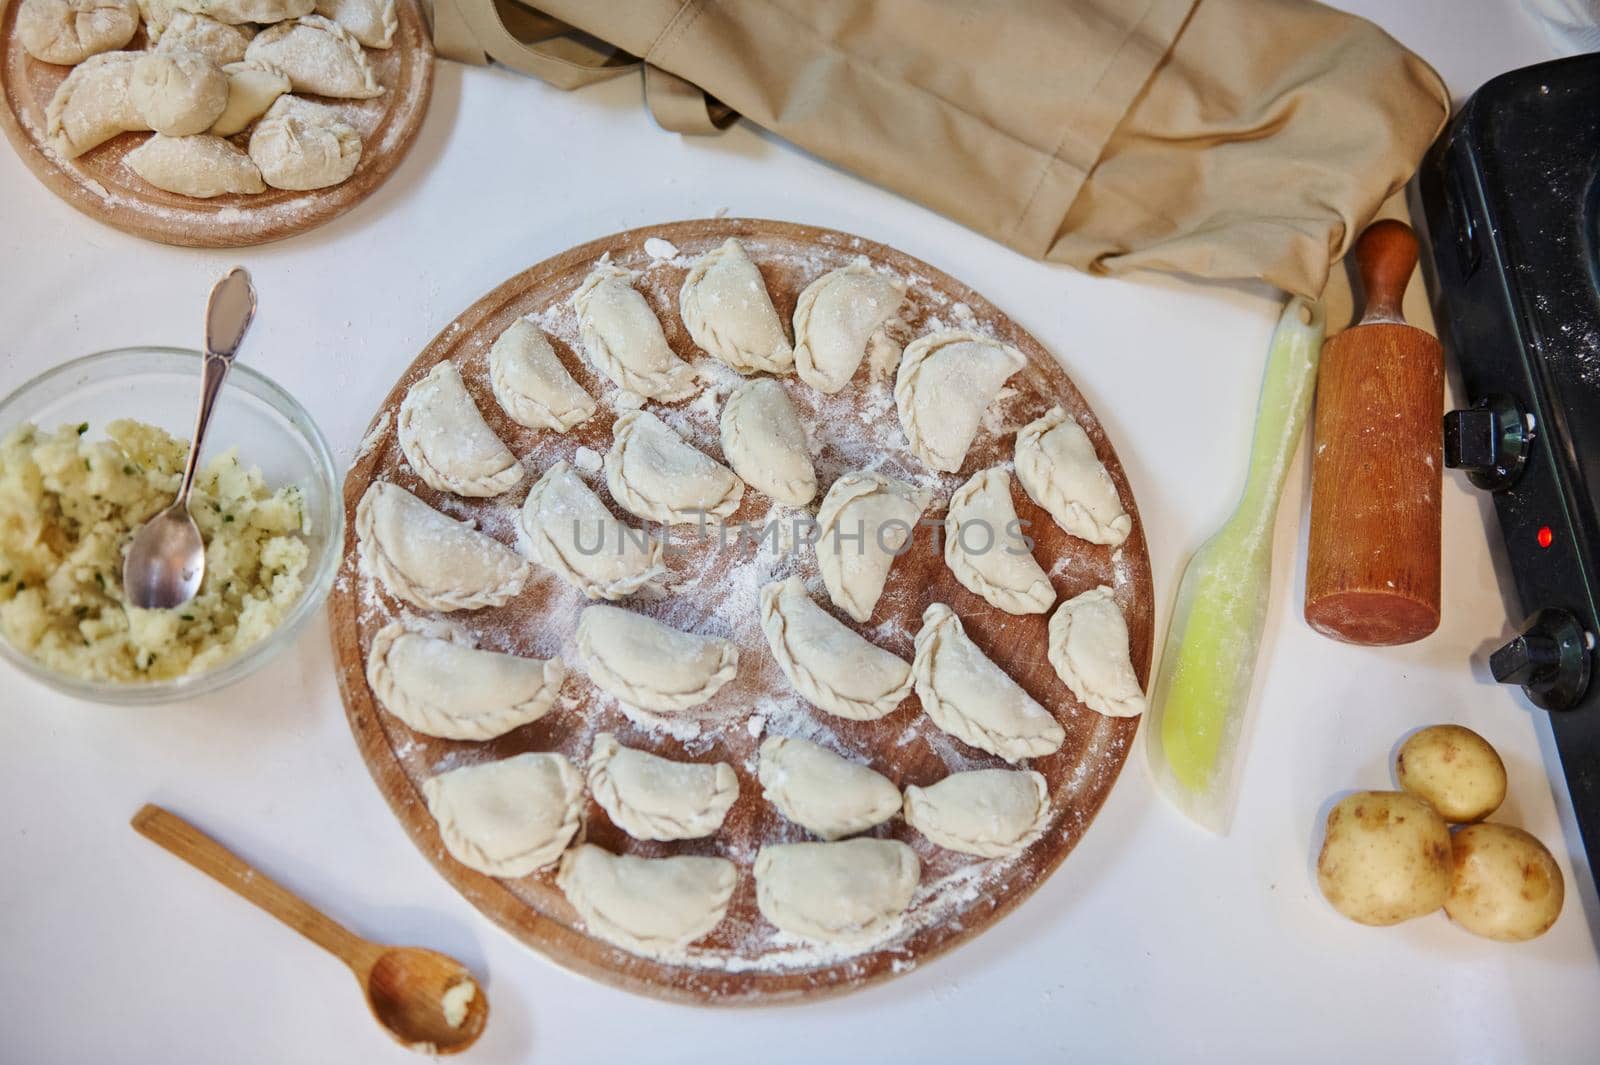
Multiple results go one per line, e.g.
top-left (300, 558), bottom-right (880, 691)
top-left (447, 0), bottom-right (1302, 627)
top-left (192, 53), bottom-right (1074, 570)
top-left (2, 3), bottom-right (1594, 1062)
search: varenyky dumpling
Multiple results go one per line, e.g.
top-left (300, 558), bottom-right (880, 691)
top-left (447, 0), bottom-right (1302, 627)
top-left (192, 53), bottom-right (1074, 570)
top-left (397, 361), bottom-right (523, 498)
top-left (209, 59), bottom-right (289, 137)
top-left (720, 378), bottom-right (815, 507)
top-left (130, 49), bottom-right (228, 137)
top-left (912, 603), bottom-right (1064, 763)
top-left (315, 0), bottom-right (395, 49)
top-left (46, 51), bottom-right (148, 158)
top-left (903, 769), bottom-right (1049, 858)
top-left (488, 319), bottom-right (595, 432)
top-left (355, 481), bottom-right (530, 611)
top-left (753, 839), bottom-right (919, 946)
top-left (944, 467), bottom-right (1055, 615)
top-left (248, 95), bottom-right (361, 191)
top-left (126, 134), bottom-right (264, 197)
top-left (518, 461), bottom-right (664, 601)
top-left (1015, 405), bottom-right (1132, 547)
top-left (571, 257), bottom-right (697, 402)
top-left (759, 576), bottom-right (912, 721)
top-left (557, 844), bottom-right (736, 957)
top-left (895, 330), bottom-right (1025, 473)
top-left (17, 0), bottom-right (138, 66)
top-left (604, 410), bottom-right (743, 526)
top-left (1047, 585), bottom-right (1145, 718)
top-left (758, 735), bottom-right (900, 841)
top-left (680, 238), bottom-right (793, 375)
top-left (815, 470), bottom-right (931, 623)
top-left (587, 733), bottom-right (738, 841)
top-left (422, 752), bottom-right (583, 878)
top-left (792, 258), bottom-right (907, 394)
top-left (576, 605), bottom-right (737, 713)
top-left (245, 15), bottom-right (381, 99)
top-left (365, 621), bottom-right (566, 741)
top-left (172, 0), bottom-right (312, 23)
top-left (155, 12), bottom-right (252, 65)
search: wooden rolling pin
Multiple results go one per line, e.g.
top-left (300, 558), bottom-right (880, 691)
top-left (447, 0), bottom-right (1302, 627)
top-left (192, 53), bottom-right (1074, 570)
top-left (1305, 219), bottom-right (1442, 645)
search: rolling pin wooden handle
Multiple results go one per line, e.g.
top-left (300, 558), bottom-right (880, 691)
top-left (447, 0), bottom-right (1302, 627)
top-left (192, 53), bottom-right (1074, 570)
top-left (131, 804), bottom-right (380, 974)
top-left (1354, 218), bottom-right (1418, 325)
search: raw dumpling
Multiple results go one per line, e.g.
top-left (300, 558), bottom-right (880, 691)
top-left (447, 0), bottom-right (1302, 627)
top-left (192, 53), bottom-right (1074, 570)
top-left (944, 467), bottom-right (1054, 615)
top-left (557, 844), bottom-right (736, 957)
top-left (895, 330), bottom-right (1025, 473)
top-left (571, 258), bottom-right (697, 401)
top-left (209, 59), bottom-right (289, 137)
top-left (422, 752), bottom-right (583, 878)
top-left (792, 258), bottom-right (907, 394)
top-left (759, 576), bottom-right (911, 721)
top-left (45, 51), bottom-right (147, 158)
top-left (1047, 585), bottom-right (1145, 717)
top-left (17, 0), bottom-right (138, 65)
top-left (1015, 406), bottom-right (1131, 547)
top-left (355, 481), bottom-right (530, 611)
top-left (576, 605), bottom-right (737, 713)
top-left (604, 410), bottom-right (743, 525)
top-left (365, 622), bottom-right (566, 741)
top-left (248, 95), bottom-right (361, 190)
top-left (815, 470), bottom-right (931, 623)
top-left (155, 12), bottom-right (252, 64)
top-left (126, 134), bottom-right (264, 196)
top-left (245, 15), bottom-right (381, 99)
top-left (903, 769), bottom-right (1050, 857)
top-left (679, 237), bottom-right (793, 375)
top-left (315, 0), bottom-right (395, 48)
top-left (720, 379), bottom-right (815, 507)
top-left (753, 839), bottom-right (919, 946)
top-left (138, 0), bottom-right (177, 34)
top-left (758, 736), bottom-right (900, 840)
top-left (587, 733), bottom-right (738, 841)
top-left (397, 361), bottom-right (522, 498)
top-left (912, 603), bottom-right (1065, 763)
top-left (131, 50), bottom-right (228, 137)
top-left (488, 319), bottom-right (595, 432)
top-left (172, 0), bottom-right (312, 22)
top-left (517, 461), bottom-right (664, 601)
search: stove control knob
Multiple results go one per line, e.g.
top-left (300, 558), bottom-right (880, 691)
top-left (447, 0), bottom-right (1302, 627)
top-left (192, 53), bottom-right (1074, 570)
top-left (1443, 393), bottom-right (1532, 491)
top-left (1489, 608), bottom-right (1592, 711)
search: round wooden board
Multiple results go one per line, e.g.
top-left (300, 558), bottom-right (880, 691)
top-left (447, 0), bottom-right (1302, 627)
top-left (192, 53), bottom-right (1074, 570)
top-left (0, 0), bottom-right (432, 247)
top-left (329, 219), bottom-right (1154, 1005)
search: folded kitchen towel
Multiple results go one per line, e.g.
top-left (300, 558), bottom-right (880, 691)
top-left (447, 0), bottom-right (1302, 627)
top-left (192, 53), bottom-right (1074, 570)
top-left (431, 0), bottom-right (1449, 298)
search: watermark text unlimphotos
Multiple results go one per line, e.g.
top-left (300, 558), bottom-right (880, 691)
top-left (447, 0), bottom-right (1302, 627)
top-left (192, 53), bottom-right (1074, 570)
top-left (570, 513), bottom-right (1036, 558)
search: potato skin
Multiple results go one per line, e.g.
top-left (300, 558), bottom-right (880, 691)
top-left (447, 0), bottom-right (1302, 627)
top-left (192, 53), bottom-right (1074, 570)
top-left (1396, 725), bottom-right (1506, 823)
top-left (1445, 823), bottom-right (1564, 942)
top-left (1317, 791), bottom-right (1452, 925)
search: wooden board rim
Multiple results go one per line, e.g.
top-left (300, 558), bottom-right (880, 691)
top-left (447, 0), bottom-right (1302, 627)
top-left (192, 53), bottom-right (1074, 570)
top-left (328, 217), bottom-right (1154, 1006)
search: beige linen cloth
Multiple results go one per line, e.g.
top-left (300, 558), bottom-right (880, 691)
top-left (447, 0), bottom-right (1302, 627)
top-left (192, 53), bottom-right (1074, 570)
top-left (428, 0), bottom-right (1449, 298)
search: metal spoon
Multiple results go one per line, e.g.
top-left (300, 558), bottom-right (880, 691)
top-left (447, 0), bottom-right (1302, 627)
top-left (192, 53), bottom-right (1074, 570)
top-left (132, 804), bottom-right (489, 1055)
top-left (123, 268), bottom-right (257, 610)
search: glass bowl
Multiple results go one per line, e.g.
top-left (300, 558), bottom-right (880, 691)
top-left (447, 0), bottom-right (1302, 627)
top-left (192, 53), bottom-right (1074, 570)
top-left (0, 347), bottom-right (343, 704)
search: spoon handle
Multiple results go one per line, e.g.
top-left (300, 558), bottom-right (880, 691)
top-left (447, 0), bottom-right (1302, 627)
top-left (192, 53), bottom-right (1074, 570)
top-left (131, 804), bottom-right (380, 974)
top-left (175, 268), bottom-right (256, 506)
top-left (174, 354), bottom-right (232, 507)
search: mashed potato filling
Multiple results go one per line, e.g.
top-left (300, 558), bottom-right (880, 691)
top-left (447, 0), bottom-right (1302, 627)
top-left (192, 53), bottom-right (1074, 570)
top-left (0, 419), bottom-right (310, 682)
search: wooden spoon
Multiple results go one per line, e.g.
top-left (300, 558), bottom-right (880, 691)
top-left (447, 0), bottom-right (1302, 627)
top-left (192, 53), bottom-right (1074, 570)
top-left (131, 804), bottom-right (488, 1055)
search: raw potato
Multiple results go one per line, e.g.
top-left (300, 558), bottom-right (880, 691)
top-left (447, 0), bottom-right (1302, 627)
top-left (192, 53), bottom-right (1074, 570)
top-left (1395, 725), bottom-right (1506, 823)
top-left (1445, 823), bottom-right (1564, 942)
top-left (1316, 790), bottom-right (1451, 926)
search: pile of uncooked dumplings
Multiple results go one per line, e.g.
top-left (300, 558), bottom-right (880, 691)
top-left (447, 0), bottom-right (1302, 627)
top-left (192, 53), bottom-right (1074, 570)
top-left (355, 237), bottom-right (1150, 960)
top-left (20, 0), bottom-right (394, 197)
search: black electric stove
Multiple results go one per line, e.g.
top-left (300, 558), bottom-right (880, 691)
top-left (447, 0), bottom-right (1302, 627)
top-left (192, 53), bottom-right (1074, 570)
top-left (1417, 53), bottom-right (1600, 875)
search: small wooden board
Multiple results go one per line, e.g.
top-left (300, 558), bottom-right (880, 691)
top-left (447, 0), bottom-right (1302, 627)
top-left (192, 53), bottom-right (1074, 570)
top-left (0, 0), bottom-right (432, 248)
top-left (328, 219), bottom-right (1154, 1004)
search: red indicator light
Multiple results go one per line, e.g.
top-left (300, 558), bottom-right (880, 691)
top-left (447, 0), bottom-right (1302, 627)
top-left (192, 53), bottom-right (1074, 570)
top-left (1538, 526), bottom-right (1554, 549)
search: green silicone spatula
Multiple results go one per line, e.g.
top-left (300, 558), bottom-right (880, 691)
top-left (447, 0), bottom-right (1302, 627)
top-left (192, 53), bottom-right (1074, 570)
top-left (1145, 295), bottom-right (1326, 832)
